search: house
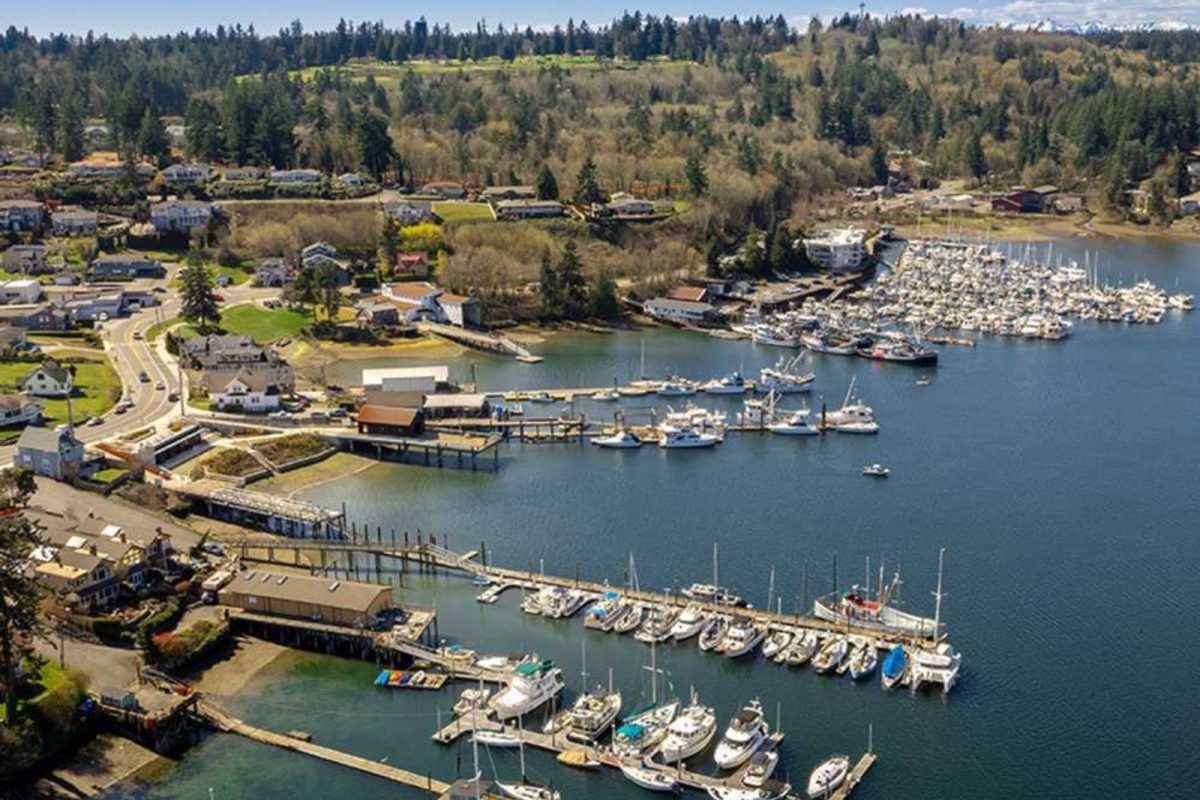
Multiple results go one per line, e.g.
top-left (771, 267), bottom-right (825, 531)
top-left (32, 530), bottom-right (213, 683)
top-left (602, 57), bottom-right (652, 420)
top-left (52, 270), bottom-right (80, 286)
top-left (270, 169), bottom-right (322, 184)
top-left (665, 285), bottom-right (710, 304)
top-left (361, 366), bottom-right (450, 393)
top-left (0, 304), bottom-right (71, 331)
top-left (802, 228), bottom-right (867, 272)
top-left (356, 405), bottom-right (425, 437)
top-left (420, 181), bottom-right (467, 199)
top-left (994, 185), bottom-right (1058, 214)
top-left (89, 254), bottom-right (165, 281)
top-left (2, 245), bottom-right (49, 275)
top-left (208, 367), bottom-right (283, 412)
top-left (0, 200), bottom-right (45, 232)
top-left (51, 207), bottom-right (99, 236)
top-left (335, 173), bottom-right (365, 187)
top-left (31, 545), bottom-right (118, 610)
top-left (0, 279), bottom-right (44, 305)
top-left (1126, 189), bottom-right (1152, 217)
top-left (991, 195), bottom-right (1024, 213)
top-left (150, 199), bottom-right (214, 233)
top-left (481, 185), bottom-right (536, 202)
top-left (161, 162), bottom-right (210, 184)
top-left (0, 148), bottom-right (45, 168)
top-left (1179, 191), bottom-right (1200, 216)
top-left (1053, 194), bottom-right (1085, 215)
top-left (57, 520), bottom-right (172, 578)
top-left (223, 166), bottom-right (264, 182)
top-left (68, 158), bottom-right (154, 178)
top-left (180, 334), bottom-right (265, 367)
top-left (218, 569), bottom-right (393, 627)
top-left (0, 394), bottom-right (43, 427)
top-left (494, 199), bottom-right (565, 220)
top-left (438, 292), bottom-right (481, 327)
top-left (29, 518), bottom-right (168, 608)
top-left (23, 359), bottom-right (75, 397)
top-left (643, 297), bottom-right (717, 323)
top-left (62, 291), bottom-right (127, 322)
top-left (15, 425), bottom-right (88, 480)
top-left (596, 192), bottom-right (655, 217)
top-left (384, 201), bottom-right (435, 226)
top-left (254, 258), bottom-right (291, 287)
top-left (301, 242), bottom-right (338, 264)
top-left (356, 301), bottom-right (402, 329)
top-left (394, 252), bottom-right (430, 277)
top-left (379, 282), bottom-right (444, 322)
top-left (0, 324), bottom-right (29, 352)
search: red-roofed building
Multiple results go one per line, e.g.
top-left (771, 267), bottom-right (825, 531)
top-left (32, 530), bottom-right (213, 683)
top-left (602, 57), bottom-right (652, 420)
top-left (395, 252), bottom-right (430, 277)
top-left (666, 285), bottom-right (709, 303)
top-left (356, 404), bottom-right (425, 436)
top-left (376, 281), bottom-right (480, 327)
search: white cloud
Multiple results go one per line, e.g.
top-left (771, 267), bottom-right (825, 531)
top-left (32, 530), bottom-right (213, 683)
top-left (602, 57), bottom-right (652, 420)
top-left (942, 0), bottom-right (1200, 29)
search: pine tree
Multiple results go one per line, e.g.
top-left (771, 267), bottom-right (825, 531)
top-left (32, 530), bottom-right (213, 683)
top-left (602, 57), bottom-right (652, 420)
top-left (589, 272), bottom-right (620, 319)
top-left (870, 144), bottom-right (889, 186)
top-left (59, 98), bottom-right (85, 162)
top-left (557, 241), bottom-right (588, 320)
top-left (535, 163), bottom-right (559, 200)
top-left (538, 250), bottom-right (562, 320)
top-left (179, 251), bottom-right (220, 329)
top-left (136, 110), bottom-right (170, 167)
top-left (705, 238), bottom-right (723, 278)
top-left (355, 110), bottom-right (396, 181)
top-left (962, 132), bottom-right (987, 181)
top-left (573, 155), bottom-right (605, 206)
top-left (0, 510), bottom-right (46, 724)
top-left (685, 152), bottom-right (708, 197)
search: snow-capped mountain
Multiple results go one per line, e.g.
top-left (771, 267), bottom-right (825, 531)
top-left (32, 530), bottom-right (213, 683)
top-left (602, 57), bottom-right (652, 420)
top-left (1003, 18), bottom-right (1196, 34)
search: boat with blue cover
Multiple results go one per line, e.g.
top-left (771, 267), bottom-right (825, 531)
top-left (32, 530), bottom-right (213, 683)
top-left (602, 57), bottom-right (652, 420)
top-left (881, 644), bottom-right (907, 690)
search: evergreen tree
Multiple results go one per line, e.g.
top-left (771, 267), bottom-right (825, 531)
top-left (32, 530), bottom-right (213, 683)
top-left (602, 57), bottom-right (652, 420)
top-left (573, 155), bottom-right (605, 206)
top-left (557, 241), bottom-right (588, 320)
top-left (705, 238), bottom-right (723, 278)
top-left (185, 98), bottom-right (225, 162)
top-left (0, 510), bottom-right (46, 724)
top-left (136, 110), bottom-right (170, 166)
top-left (535, 163), bottom-right (559, 200)
top-left (869, 144), bottom-right (889, 185)
top-left (59, 98), bottom-right (85, 162)
top-left (806, 62), bottom-right (825, 87)
top-left (538, 250), bottom-right (562, 320)
top-left (589, 272), bottom-right (620, 319)
top-left (962, 131), bottom-right (987, 180)
top-left (314, 261), bottom-right (342, 322)
top-left (179, 251), bottom-right (220, 329)
top-left (355, 110), bottom-right (396, 181)
top-left (685, 152), bottom-right (708, 196)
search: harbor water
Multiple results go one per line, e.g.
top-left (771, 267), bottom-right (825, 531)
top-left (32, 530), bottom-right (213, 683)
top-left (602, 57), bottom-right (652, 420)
top-left (124, 237), bottom-right (1199, 799)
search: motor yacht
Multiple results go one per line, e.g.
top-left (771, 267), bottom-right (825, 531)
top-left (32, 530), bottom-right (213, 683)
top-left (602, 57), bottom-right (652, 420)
top-left (742, 749), bottom-right (779, 788)
top-left (670, 604), bottom-right (708, 640)
top-left (719, 618), bottom-right (768, 658)
top-left (713, 699), bottom-right (769, 769)
top-left (706, 780), bottom-right (792, 800)
top-left (489, 660), bottom-right (564, 719)
top-left (613, 602), bottom-right (644, 634)
top-left (658, 425), bottom-right (720, 449)
top-left (541, 587), bottom-right (590, 619)
top-left (681, 583), bottom-right (743, 606)
top-left (453, 687), bottom-right (490, 716)
top-left (592, 429), bottom-right (643, 449)
top-left (805, 755), bottom-right (851, 799)
top-left (567, 687), bottom-right (622, 743)
top-left (656, 378), bottom-right (697, 397)
top-left (701, 372), bottom-right (749, 394)
top-left (634, 605), bottom-right (679, 643)
top-left (768, 409), bottom-right (820, 436)
top-left (657, 693), bottom-right (717, 764)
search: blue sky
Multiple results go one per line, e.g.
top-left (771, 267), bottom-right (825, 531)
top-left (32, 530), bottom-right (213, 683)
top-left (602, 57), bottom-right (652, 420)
top-left (7, 0), bottom-right (1199, 38)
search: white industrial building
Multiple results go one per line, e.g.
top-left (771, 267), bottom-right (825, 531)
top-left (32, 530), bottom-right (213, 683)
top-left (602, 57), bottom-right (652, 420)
top-left (802, 228), bottom-right (867, 272)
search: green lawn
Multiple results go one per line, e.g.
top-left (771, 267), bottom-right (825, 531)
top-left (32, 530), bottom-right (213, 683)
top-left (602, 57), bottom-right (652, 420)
top-left (90, 467), bottom-right (129, 483)
top-left (0, 661), bottom-right (70, 723)
top-left (0, 359), bottom-right (121, 422)
top-left (215, 264), bottom-right (254, 286)
top-left (220, 303), bottom-right (312, 343)
top-left (434, 201), bottom-right (495, 223)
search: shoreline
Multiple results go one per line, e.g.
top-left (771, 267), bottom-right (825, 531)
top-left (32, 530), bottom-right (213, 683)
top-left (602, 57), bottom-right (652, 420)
top-left (891, 212), bottom-right (1200, 243)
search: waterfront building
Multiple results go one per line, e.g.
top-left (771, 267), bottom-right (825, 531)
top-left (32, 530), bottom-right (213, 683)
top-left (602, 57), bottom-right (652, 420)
top-left (802, 228), bottom-right (867, 272)
top-left (218, 569), bottom-right (393, 626)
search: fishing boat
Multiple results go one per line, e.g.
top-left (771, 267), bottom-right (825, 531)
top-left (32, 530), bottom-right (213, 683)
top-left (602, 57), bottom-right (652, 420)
top-left (909, 642), bottom-right (962, 694)
top-left (758, 355), bottom-right (815, 393)
top-left (583, 592), bottom-right (632, 631)
top-left (592, 429), bottom-right (643, 449)
top-left (768, 409), bottom-right (820, 436)
top-left (657, 692), bottom-right (717, 764)
top-left (802, 331), bottom-right (858, 356)
top-left (453, 687), bottom-right (491, 716)
top-left (719, 617), bottom-right (768, 658)
top-left (658, 425), bottom-right (720, 449)
top-left (620, 762), bottom-right (678, 793)
top-left (811, 635), bottom-right (848, 674)
top-left (698, 615), bottom-right (730, 652)
top-left (856, 338), bottom-right (939, 365)
top-left (706, 780), bottom-right (792, 800)
top-left (489, 660), bottom-right (564, 719)
top-left (783, 630), bottom-right (820, 667)
top-left (567, 687), bottom-right (622, 743)
top-left (862, 464), bottom-right (889, 477)
top-left (556, 750), bottom-right (600, 770)
top-left (823, 377), bottom-right (880, 434)
top-left (701, 372), bottom-right (749, 394)
top-left (761, 629), bottom-right (793, 659)
top-left (805, 755), bottom-right (851, 799)
top-left (473, 729), bottom-right (522, 748)
top-left (813, 552), bottom-right (946, 638)
top-left (713, 699), bottom-right (769, 769)
top-left (657, 378), bottom-right (698, 397)
top-left (669, 604), bottom-right (708, 640)
top-left (743, 749), bottom-right (780, 788)
top-left (880, 644), bottom-right (908, 690)
top-left (847, 641), bottom-right (878, 680)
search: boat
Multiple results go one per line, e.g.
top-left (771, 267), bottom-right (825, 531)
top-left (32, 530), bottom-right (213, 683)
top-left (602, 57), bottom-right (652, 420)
top-left (618, 385), bottom-right (653, 397)
top-left (541, 587), bottom-right (590, 619)
top-left (713, 699), bottom-right (769, 769)
top-left (583, 593), bottom-right (632, 631)
top-left (760, 629), bottom-right (793, 659)
top-left (758, 355), bottom-right (816, 393)
top-left (453, 687), bottom-right (491, 716)
top-left (521, 587), bottom-right (554, 615)
top-left (701, 372), bottom-right (749, 394)
top-left (592, 389), bottom-right (619, 401)
top-left (620, 762), bottom-right (678, 793)
top-left (856, 338), bottom-right (939, 365)
top-left (476, 653), bottom-right (536, 673)
top-left (743, 749), bottom-right (780, 788)
top-left (612, 700), bottom-right (679, 758)
top-left (783, 631), bottom-right (819, 667)
top-left (847, 641), bottom-right (878, 680)
top-left (706, 780), bottom-right (792, 800)
top-left (556, 750), bottom-right (600, 770)
top-left (805, 755), bottom-right (851, 799)
top-left (811, 636), bottom-right (848, 674)
top-left (719, 617), bottom-right (767, 658)
top-left (909, 642), bottom-right (962, 694)
top-left (592, 429), bottom-right (643, 449)
top-left (613, 603), bottom-right (644, 634)
top-left (752, 328), bottom-right (800, 348)
top-left (658, 425), bottom-right (720, 449)
top-left (802, 331), bottom-right (858, 356)
top-left (657, 692), bottom-right (717, 764)
top-left (567, 688), bottom-right (622, 742)
top-left (542, 706), bottom-right (573, 735)
top-left (681, 584), bottom-right (742, 607)
top-left (768, 409), bottom-right (820, 436)
top-left (634, 606), bottom-right (678, 644)
top-left (823, 377), bottom-right (880, 434)
top-left (528, 391), bottom-right (553, 404)
top-left (657, 378), bottom-right (697, 397)
top-left (813, 553), bottom-right (946, 638)
top-left (880, 644), bottom-right (908, 690)
top-left (438, 644), bottom-right (478, 668)
top-left (509, 401), bottom-right (525, 416)
top-left (670, 604), bottom-right (708, 640)
top-left (697, 615), bottom-right (730, 652)
top-left (496, 717), bottom-right (562, 800)
top-left (473, 729), bottom-right (522, 748)
top-left (862, 464), bottom-right (889, 477)
top-left (489, 660), bottom-right (565, 719)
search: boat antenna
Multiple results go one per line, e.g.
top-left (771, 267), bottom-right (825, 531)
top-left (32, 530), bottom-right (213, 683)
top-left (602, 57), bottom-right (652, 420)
top-left (712, 542), bottom-right (719, 588)
top-left (931, 547), bottom-right (947, 640)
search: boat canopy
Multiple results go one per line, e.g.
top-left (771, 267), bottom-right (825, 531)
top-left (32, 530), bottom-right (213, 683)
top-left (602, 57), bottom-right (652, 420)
top-left (515, 659), bottom-right (554, 676)
top-left (616, 723), bottom-right (646, 738)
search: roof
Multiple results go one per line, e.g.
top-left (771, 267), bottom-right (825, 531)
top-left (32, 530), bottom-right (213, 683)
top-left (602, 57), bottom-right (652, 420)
top-left (439, 293), bottom-right (472, 304)
top-left (0, 199), bottom-right (44, 209)
top-left (423, 393), bottom-right (488, 409)
top-left (364, 390), bottom-right (426, 409)
top-left (217, 367), bottom-right (279, 394)
top-left (357, 405), bottom-right (421, 427)
top-left (362, 366), bottom-right (449, 385)
top-left (30, 360), bottom-right (72, 385)
top-left (1031, 184), bottom-right (1060, 195)
top-left (0, 394), bottom-right (35, 411)
top-left (644, 298), bottom-right (716, 313)
top-left (666, 286), bottom-right (708, 303)
top-left (17, 425), bottom-right (75, 452)
top-left (220, 569), bottom-right (391, 614)
top-left (385, 282), bottom-right (442, 301)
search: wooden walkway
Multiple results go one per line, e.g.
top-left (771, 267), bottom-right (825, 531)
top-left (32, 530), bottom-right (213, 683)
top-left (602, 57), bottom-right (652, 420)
top-left (832, 752), bottom-right (877, 800)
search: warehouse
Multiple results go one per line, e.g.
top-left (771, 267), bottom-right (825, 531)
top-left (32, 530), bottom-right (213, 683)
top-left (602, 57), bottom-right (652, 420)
top-left (219, 569), bottom-right (393, 627)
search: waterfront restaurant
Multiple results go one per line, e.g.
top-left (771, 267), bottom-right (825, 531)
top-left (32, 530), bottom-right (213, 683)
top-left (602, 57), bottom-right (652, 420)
top-left (219, 569), bottom-right (392, 627)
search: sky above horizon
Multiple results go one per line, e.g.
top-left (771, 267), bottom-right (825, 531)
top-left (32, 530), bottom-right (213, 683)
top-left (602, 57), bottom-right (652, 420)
top-left (6, 0), bottom-right (1200, 39)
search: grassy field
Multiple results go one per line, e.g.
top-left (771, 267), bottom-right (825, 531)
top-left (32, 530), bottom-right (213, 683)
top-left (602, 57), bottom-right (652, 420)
top-left (215, 264), bottom-right (255, 286)
top-left (220, 303), bottom-right (312, 342)
top-left (90, 467), bottom-right (129, 483)
top-left (0, 359), bottom-right (121, 422)
top-left (434, 201), bottom-right (495, 224)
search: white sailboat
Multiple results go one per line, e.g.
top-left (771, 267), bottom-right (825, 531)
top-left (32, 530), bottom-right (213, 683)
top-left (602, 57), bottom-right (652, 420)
top-left (495, 716), bottom-right (562, 800)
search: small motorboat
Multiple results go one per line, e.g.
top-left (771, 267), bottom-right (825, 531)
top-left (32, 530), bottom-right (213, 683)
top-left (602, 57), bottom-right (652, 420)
top-left (768, 410), bottom-right (820, 436)
top-left (881, 644), bottom-right (908, 690)
top-left (698, 615), bottom-right (730, 652)
top-left (707, 780), bottom-right (792, 800)
top-left (743, 749), bottom-right (779, 788)
top-left (473, 729), bottom-right (522, 748)
top-left (847, 641), bottom-right (878, 680)
top-left (806, 755), bottom-right (851, 799)
top-left (592, 388), bottom-right (620, 401)
top-left (701, 372), bottom-right (749, 395)
top-left (761, 629), bottom-right (793, 659)
top-left (862, 464), bottom-right (889, 478)
top-left (496, 782), bottom-right (561, 800)
top-left (620, 762), bottom-right (678, 793)
top-left (453, 687), bottom-right (491, 716)
top-left (528, 391), bottom-right (554, 404)
top-left (592, 429), bottom-right (643, 449)
top-left (556, 749), bottom-right (600, 770)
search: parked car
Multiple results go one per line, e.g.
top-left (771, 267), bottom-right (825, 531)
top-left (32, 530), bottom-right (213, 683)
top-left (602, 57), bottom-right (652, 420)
top-left (87, 416), bottom-right (104, 426)
top-left (138, 371), bottom-right (150, 383)
top-left (168, 390), bottom-right (180, 402)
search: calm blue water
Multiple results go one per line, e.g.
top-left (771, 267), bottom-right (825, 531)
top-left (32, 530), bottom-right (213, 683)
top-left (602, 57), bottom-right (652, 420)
top-left (122, 237), bottom-right (1199, 800)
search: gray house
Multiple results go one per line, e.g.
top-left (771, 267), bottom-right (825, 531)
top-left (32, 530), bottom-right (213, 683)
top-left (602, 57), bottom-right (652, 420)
top-left (90, 255), bottom-right (165, 281)
top-left (15, 426), bottom-right (88, 480)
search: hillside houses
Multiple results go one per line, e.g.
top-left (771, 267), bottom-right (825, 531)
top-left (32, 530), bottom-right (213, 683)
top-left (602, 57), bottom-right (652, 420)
top-left (51, 207), bottom-right (99, 236)
top-left (495, 199), bottom-right (565, 220)
top-left (15, 426), bottom-right (90, 480)
top-left (270, 168), bottom-right (322, 184)
top-left (90, 253), bottom-right (165, 281)
top-left (384, 200), bottom-right (435, 226)
top-left (0, 199), bottom-right (45, 232)
top-left (150, 199), bottom-right (214, 233)
top-left (28, 518), bottom-right (172, 610)
top-left (23, 359), bottom-right (74, 397)
top-left (161, 162), bottom-right (210, 184)
top-left (68, 158), bottom-right (155, 179)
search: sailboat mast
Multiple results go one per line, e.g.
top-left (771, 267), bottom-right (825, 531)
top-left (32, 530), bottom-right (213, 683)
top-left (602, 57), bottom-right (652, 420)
top-left (471, 681), bottom-right (482, 800)
top-left (712, 542), bottom-right (719, 588)
top-left (650, 635), bottom-right (657, 704)
top-left (518, 713), bottom-right (526, 781)
top-left (767, 565), bottom-right (775, 612)
top-left (932, 547), bottom-right (946, 639)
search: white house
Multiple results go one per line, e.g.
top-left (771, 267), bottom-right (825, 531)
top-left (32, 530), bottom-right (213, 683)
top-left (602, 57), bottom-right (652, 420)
top-left (0, 280), bottom-right (44, 305)
top-left (335, 173), bottom-right (365, 187)
top-left (802, 228), bottom-right (867, 272)
top-left (0, 394), bottom-right (43, 427)
top-left (438, 292), bottom-right (481, 327)
top-left (150, 200), bottom-right (214, 233)
top-left (68, 158), bottom-right (154, 178)
top-left (494, 199), bottom-right (565, 220)
top-left (301, 242), bottom-right (338, 263)
top-left (643, 297), bottom-right (717, 323)
top-left (383, 200), bottom-right (435, 226)
top-left (161, 163), bottom-right (210, 184)
top-left (51, 208), bottom-right (99, 236)
top-left (208, 368), bottom-right (282, 412)
top-left (380, 282), bottom-right (444, 322)
top-left (23, 360), bottom-right (74, 397)
top-left (270, 169), bottom-right (322, 184)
